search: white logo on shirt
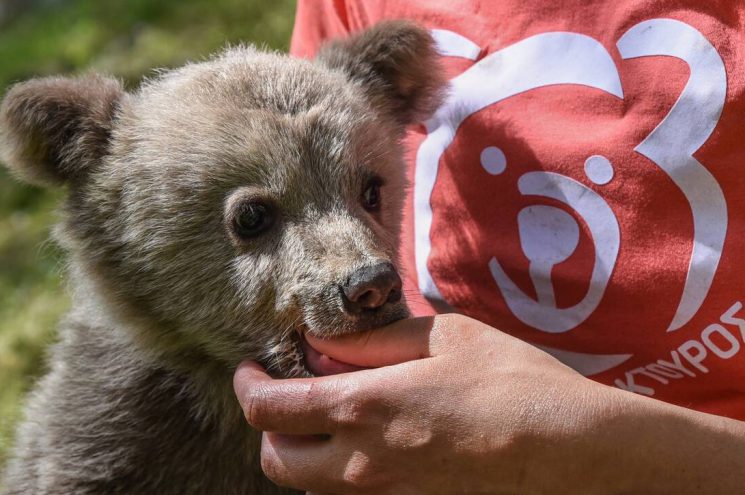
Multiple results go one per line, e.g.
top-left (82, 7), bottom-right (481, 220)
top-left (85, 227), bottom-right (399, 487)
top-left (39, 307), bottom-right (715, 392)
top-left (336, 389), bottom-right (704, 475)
top-left (416, 20), bottom-right (728, 373)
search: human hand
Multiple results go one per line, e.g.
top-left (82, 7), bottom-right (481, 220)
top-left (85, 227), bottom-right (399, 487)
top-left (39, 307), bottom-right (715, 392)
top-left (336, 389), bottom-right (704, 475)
top-left (233, 314), bottom-right (624, 494)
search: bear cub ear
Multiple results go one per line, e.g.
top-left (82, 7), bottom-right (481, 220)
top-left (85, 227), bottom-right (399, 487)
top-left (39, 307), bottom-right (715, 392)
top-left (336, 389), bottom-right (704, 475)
top-left (317, 20), bottom-right (447, 127)
top-left (0, 74), bottom-right (124, 187)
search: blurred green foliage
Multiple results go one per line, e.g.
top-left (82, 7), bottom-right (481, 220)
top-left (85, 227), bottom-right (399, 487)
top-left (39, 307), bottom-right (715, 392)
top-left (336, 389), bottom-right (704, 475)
top-left (0, 0), bottom-right (295, 469)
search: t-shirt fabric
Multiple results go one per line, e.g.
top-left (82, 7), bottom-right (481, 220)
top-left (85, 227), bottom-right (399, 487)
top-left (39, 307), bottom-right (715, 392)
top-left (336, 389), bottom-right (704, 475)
top-left (291, 0), bottom-right (745, 420)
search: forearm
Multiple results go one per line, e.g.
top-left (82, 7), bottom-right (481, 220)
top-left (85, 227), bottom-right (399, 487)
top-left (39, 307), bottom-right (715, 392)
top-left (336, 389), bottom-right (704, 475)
top-left (572, 381), bottom-right (745, 493)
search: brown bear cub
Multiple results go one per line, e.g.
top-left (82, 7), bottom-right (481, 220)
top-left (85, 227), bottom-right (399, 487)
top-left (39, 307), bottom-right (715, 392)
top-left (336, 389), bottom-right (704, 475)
top-left (0, 21), bottom-right (445, 494)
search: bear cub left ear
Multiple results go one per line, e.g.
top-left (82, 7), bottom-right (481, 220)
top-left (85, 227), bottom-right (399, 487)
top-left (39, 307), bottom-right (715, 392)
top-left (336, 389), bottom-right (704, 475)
top-left (317, 20), bottom-right (447, 128)
top-left (0, 74), bottom-right (124, 187)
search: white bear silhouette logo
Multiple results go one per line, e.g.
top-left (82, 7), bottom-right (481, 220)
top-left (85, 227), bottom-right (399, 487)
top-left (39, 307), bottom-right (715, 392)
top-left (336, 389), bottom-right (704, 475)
top-left (488, 169), bottom-right (620, 334)
top-left (415, 20), bottom-right (728, 373)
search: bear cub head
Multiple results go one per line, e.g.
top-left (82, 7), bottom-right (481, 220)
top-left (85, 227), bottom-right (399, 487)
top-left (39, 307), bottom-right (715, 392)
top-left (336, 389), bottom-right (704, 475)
top-left (0, 21), bottom-right (445, 377)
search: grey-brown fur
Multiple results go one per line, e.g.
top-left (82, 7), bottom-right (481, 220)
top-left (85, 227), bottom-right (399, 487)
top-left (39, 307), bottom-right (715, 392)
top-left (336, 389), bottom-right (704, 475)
top-left (0, 21), bottom-right (445, 494)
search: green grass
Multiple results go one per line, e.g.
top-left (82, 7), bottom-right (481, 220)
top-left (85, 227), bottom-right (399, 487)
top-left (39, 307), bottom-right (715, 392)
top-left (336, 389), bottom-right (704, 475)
top-left (0, 0), bottom-right (296, 469)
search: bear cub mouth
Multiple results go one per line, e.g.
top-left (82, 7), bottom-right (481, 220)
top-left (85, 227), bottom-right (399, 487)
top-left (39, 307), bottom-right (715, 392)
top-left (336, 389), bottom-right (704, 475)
top-left (290, 261), bottom-right (409, 376)
top-left (299, 331), bottom-right (370, 376)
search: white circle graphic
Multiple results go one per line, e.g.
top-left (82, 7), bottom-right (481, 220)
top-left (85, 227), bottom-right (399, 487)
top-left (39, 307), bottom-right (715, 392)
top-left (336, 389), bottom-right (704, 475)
top-left (480, 146), bottom-right (507, 175)
top-left (584, 155), bottom-right (614, 185)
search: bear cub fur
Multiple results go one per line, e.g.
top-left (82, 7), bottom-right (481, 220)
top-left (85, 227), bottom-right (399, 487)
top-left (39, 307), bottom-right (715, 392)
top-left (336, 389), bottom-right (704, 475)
top-left (0, 21), bottom-right (445, 494)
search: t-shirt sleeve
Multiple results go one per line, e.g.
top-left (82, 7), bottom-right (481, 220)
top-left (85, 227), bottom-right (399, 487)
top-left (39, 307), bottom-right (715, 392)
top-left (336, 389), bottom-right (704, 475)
top-left (290, 0), bottom-right (351, 58)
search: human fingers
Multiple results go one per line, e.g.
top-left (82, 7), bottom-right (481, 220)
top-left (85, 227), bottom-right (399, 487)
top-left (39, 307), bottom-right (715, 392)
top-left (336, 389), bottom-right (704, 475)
top-left (262, 432), bottom-right (385, 495)
top-left (234, 361), bottom-right (398, 435)
top-left (234, 361), bottom-right (351, 434)
top-left (304, 315), bottom-right (436, 367)
top-left (305, 313), bottom-right (489, 368)
top-left (261, 433), bottom-right (337, 493)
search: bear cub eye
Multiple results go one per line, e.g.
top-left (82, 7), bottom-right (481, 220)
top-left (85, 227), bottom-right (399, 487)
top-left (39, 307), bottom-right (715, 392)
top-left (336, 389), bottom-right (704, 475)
top-left (233, 201), bottom-right (275, 239)
top-left (362, 177), bottom-right (383, 212)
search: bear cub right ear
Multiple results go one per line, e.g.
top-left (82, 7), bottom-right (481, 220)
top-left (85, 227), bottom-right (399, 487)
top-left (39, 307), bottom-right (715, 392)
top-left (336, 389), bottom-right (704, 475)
top-left (0, 74), bottom-right (124, 187)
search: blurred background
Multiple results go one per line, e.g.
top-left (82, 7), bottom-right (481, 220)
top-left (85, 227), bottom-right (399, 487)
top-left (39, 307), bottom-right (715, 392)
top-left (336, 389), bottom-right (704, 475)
top-left (0, 0), bottom-right (296, 467)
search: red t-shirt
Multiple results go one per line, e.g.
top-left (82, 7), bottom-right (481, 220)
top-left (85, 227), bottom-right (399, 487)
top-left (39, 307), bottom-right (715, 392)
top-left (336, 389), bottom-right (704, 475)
top-left (291, 0), bottom-right (745, 420)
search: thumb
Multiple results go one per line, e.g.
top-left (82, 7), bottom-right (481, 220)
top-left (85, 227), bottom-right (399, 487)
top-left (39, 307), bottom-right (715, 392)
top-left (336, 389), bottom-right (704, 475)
top-left (305, 316), bottom-right (438, 368)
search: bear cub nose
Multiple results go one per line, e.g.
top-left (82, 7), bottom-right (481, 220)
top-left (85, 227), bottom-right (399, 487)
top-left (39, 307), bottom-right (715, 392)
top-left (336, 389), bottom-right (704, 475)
top-left (342, 262), bottom-right (402, 312)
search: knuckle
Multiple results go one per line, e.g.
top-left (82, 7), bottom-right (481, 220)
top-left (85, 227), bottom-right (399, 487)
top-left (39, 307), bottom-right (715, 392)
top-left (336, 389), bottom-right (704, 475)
top-left (340, 453), bottom-right (384, 491)
top-left (304, 380), bottom-right (327, 404)
top-left (440, 312), bottom-right (473, 331)
top-left (439, 312), bottom-right (461, 323)
top-left (436, 313), bottom-right (481, 344)
top-left (243, 387), bottom-right (271, 430)
top-left (330, 385), bottom-right (374, 427)
top-left (387, 418), bottom-right (437, 453)
top-left (333, 399), bottom-right (365, 426)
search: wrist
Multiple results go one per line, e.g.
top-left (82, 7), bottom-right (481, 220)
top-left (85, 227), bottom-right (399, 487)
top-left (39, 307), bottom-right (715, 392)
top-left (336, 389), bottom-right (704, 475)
top-left (508, 373), bottom-right (624, 493)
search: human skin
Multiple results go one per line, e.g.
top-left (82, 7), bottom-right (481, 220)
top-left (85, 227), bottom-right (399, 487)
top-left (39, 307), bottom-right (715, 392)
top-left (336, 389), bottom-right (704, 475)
top-left (234, 314), bottom-right (745, 494)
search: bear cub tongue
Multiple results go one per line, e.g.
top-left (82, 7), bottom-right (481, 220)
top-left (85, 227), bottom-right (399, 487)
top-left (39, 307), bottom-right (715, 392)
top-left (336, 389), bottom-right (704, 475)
top-left (301, 336), bottom-right (368, 376)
